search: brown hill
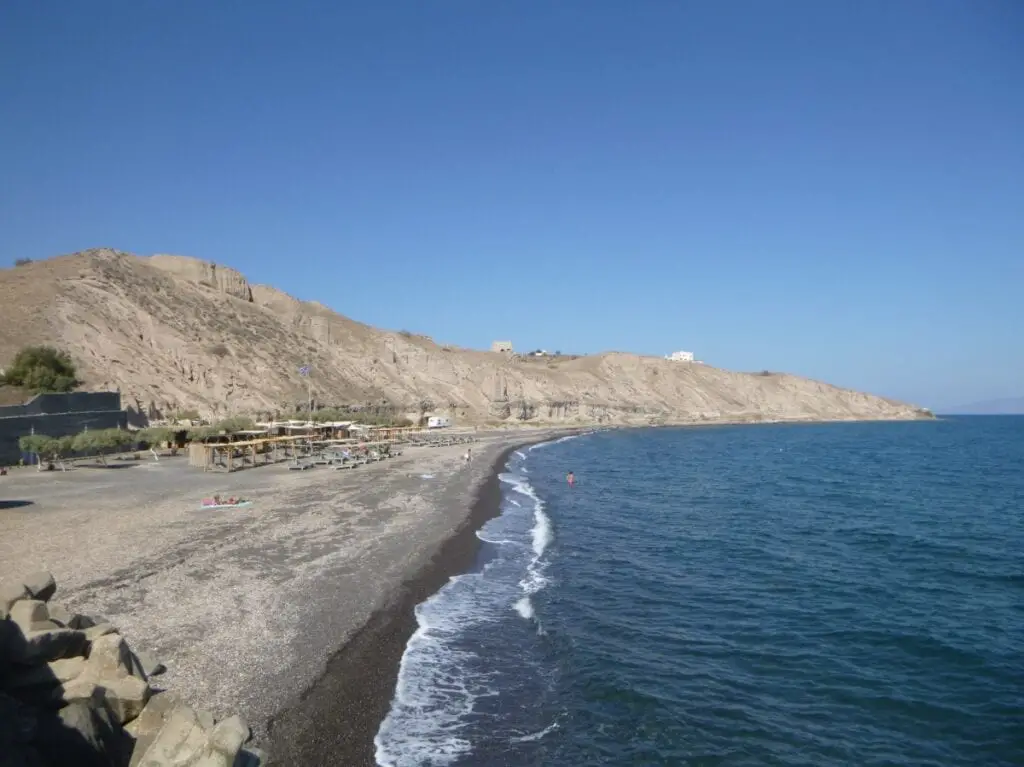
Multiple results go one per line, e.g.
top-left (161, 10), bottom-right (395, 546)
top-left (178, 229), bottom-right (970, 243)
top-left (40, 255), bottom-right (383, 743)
top-left (0, 249), bottom-right (930, 425)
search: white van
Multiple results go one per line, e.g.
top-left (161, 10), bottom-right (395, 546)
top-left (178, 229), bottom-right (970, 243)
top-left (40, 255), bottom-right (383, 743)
top-left (426, 416), bottom-right (452, 429)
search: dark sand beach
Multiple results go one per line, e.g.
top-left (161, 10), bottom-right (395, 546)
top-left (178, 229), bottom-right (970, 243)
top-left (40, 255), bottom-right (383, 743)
top-left (0, 429), bottom-right (565, 764)
top-left (267, 442), bottom-right (518, 766)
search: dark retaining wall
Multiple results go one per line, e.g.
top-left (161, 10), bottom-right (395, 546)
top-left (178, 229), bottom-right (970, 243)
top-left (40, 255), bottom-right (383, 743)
top-left (0, 392), bottom-right (127, 466)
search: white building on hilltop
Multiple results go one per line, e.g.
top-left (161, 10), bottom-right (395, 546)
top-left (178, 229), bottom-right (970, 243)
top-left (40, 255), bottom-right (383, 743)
top-left (666, 350), bottom-right (694, 362)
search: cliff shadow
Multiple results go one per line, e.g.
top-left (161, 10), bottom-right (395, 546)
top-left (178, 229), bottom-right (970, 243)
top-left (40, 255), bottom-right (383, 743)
top-left (0, 500), bottom-right (34, 509)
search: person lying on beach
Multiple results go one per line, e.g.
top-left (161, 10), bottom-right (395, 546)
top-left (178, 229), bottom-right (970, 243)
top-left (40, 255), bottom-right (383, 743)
top-left (203, 496), bottom-right (247, 507)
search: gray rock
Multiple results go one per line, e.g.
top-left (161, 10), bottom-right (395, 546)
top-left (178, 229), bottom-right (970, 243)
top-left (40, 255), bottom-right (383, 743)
top-left (5, 656), bottom-right (86, 689)
top-left (209, 714), bottom-right (250, 758)
top-left (49, 655), bottom-right (87, 681)
top-left (126, 691), bottom-right (180, 767)
top-left (29, 619), bottom-right (63, 632)
top-left (8, 600), bottom-right (48, 633)
top-left (33, 695), bottom-right (125, 767)
top-left (104, 674), bottom-right (152, 725)
top-left (132, 648), bottom-right (166, 678)
top-left (15, 627), bottom-right (88, 664)
top-left (83, 622), bottom-right (117, 641)
top-left (86, 633), bottom-right (134, 679)
top-left (0, 581), bottom-right (30, 615)
top-left (68, 613), bottom-right (97, 630)
top-left (22, 571), bottom-right (56, 603)
top-left (197, 708), bottom-right (216, 731)
top-left (61, 675), bottom-right (151, 725)
top-left (46, 603), bottom-right (73, 627)
top-left (192, 754), bottom-right (232, 767)
top-left (136, 704), bottom-right (209, 765)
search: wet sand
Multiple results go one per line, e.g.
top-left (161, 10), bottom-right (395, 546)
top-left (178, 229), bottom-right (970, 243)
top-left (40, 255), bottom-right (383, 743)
top-left (0, 429), bottom-right (564, 761)
top-left (266, 442), bottom-right (519, 766)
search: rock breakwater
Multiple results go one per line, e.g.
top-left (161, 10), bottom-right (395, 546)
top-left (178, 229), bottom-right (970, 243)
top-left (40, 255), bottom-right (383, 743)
top-left (0, 571), bottom-right (264, 767)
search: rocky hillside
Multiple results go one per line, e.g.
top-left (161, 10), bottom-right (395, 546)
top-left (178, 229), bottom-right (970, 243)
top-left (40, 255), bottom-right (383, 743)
top-left (0, 249), bottom-right (930, 425)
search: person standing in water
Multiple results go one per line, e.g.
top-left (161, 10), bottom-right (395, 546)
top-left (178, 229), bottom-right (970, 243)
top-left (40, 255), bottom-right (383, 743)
top-left (567, 471), bottom-right (575, 487)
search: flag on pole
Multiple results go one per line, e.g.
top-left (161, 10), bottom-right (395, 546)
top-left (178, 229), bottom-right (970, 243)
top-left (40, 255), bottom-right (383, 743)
top-left (299, 365), bottom-right (310, 376)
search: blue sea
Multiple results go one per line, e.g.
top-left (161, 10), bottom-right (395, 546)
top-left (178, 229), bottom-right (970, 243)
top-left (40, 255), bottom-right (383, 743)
top-left (375, 418), bottom-right (1024, 766)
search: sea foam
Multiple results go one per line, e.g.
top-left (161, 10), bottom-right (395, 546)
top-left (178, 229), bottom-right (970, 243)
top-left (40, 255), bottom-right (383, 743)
top-left (375, 449), bottom-right (556, 766)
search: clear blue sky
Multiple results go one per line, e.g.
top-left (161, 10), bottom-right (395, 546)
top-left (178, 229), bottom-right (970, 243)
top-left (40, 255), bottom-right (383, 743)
top-left (2, 1), bottom-right (1021, 409)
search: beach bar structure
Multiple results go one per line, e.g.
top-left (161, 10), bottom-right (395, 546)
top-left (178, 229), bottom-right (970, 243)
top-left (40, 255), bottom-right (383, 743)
top-left (187, 422), bottom-right (430, 472)
top-left (188, 433), bottom-right (315, 472)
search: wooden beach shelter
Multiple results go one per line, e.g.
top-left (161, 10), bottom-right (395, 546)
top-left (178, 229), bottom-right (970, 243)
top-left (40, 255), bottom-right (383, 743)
top-left (188, 431), bottom-right (310, 472)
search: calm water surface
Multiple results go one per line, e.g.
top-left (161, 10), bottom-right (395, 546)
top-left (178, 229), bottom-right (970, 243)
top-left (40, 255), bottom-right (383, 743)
top-left (376, 417), bottom-right (1024, 766)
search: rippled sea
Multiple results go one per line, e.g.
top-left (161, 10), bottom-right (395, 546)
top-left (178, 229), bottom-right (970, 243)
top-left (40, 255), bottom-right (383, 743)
top-left (376, 418), bottom-right (1024, 766)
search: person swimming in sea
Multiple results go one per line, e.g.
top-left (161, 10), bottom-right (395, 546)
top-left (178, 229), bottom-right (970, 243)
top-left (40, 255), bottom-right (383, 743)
top-left (567, 471), bottom-right (575, 487)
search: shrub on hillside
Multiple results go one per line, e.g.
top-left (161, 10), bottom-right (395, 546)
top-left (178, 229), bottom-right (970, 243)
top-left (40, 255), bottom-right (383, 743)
top-left (2, 346), bottom-right (79, 393)
top-left (14, 258), bottom-right (33, 266)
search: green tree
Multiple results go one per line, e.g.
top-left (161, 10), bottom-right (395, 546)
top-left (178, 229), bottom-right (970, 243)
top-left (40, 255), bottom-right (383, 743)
top-left (215, 416), bottom-right (255, 433)
top-left (101, 428), bottom-right (134, 450)
top-left (187, 425), bottom-right (215, 441)
top-left (54, 435), bottom-right (77, 457)
top-left (71, 430), bottom-right (98, 454)
top-left (19, 434), bottom-right (52, 456)
top-left (139, 427), bottom-right (173, 446)
top-left (2, 346), bottom-right (79, 393)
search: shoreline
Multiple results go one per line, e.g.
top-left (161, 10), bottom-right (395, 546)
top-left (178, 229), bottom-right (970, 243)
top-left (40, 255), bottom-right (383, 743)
top-left (264, 440), bottom-right (539, 766)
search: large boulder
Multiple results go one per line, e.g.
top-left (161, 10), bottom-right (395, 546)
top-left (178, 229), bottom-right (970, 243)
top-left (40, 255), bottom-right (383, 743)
top-left (208, 714), bottom-right (249, 759)
top-left (46, 603), bottom-right (74, 628)
top-left (6, 656), bottom-right (86, 690)
top-left (134, 704), bottom-right (210, 765)
top-left (132, 704), bottom-right (254, 767)
top-left (86, 634), bottom-right (136, 680)
top-left (131, 649), bottom-right (166, 679)
top-left (125, 692), bottom-right (180, 767)
top-left (21, 572), bottom-right (57, 603)
top-left (8, 600), bottom-right (48, 634)
top-left (84, 623), bottom-right (117, 641)
top-left (57, 634), bottom-right (152, 724)
top-left (14, 627), bottom-right (89, 665)
top-left (0, 581), bottom-right (30, 617)
top-left (33, 694), bottom-right (126, 767)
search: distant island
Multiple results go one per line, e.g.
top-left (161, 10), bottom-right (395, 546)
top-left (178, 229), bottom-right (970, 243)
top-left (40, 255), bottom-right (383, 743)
top-left (942, 397), bottom-right (1024, 415)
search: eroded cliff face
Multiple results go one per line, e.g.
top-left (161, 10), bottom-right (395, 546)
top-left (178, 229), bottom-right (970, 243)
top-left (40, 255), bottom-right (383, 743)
top-left (0, 249), bottom-right (931, 425)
